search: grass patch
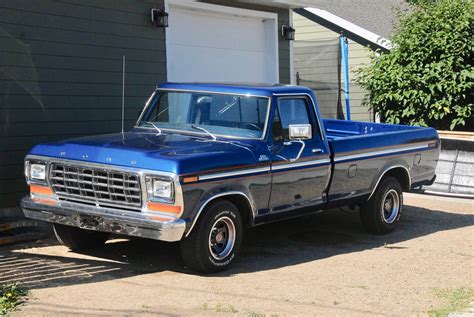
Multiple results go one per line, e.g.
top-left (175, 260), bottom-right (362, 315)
top-left (201, 303), bottom-right (238, 314)
top-left (0, 283), bottom-right (28, 315)
top-left (216, 304), bottom-right (237, 313)
top-left (429, 287), bottom-right (474, 317)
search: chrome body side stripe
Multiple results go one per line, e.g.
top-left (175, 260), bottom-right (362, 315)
top-left (196, 159), bottom-right (330, 182)
top-left (198, 166), bottom-right (271, 181)
top-left (271, 159), bottom-right (330, 171)
top-left (334, 144), bottom-right (430, 163)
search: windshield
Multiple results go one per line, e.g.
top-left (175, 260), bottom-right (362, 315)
top-left (138, 91), bottom-right (270, 139)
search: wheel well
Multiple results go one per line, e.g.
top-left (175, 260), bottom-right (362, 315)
top-left (382, 167), bottom-right (410, 191)
top-left (216, 194), bottom-right (253, 226)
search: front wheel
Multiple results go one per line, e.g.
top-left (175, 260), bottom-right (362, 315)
top-left (360, 176), bottom-right (403, 234)
top-left (181, 200), bottom-right (243, 273)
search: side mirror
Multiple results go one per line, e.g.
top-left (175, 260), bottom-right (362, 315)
top-left (289, 124), bottom-right (312, 140)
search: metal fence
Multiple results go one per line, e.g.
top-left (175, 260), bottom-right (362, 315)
top-left (424, 138), bottom-right (474, 198)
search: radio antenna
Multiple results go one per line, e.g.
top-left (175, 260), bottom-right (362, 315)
top-left (121, 55), bottom-right (126, 134)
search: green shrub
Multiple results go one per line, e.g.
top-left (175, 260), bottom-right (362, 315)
top-left (357, 0), bottom-right (473, 131)
top-left (0, 283), bottom-right (28, 315)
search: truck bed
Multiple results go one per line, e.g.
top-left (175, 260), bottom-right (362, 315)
top-left (322, 119), bottom-right (439, 203)
top-left (323, 119), bottom-right (420, 140)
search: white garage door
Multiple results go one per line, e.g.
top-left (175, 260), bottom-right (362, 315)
top-left (166, 1), bottom-right (279, 84)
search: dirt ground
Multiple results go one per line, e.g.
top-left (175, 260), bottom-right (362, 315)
top-left (1, 193), bottom-right (473, 316)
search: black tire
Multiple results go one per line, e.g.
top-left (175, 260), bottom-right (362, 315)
top-left (181, 200), bottom-right (243, 273)
top-left (360, 176), bottom-right (403, 234)
top-left (53, 223), bottom-right (110, 251)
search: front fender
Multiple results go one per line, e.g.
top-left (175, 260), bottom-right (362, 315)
top-left (180, 181), bottom-right (260, 236)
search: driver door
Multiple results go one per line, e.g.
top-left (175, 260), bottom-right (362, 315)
top-left (268, 96), bottom-right (331, 213)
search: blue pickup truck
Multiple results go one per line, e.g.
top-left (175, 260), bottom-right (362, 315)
top-left (22, 83), bottom-right (439, 273)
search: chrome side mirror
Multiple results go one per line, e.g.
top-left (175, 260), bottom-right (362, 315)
top-left (283, 124), bottom-right (312, 162)
top-left (289, 124), bottom-right (312, 140)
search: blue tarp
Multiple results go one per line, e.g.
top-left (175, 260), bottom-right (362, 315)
top-left (340, 36), bottom-right (351, 120)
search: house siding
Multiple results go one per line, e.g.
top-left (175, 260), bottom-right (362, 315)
top-left (293, 11), bottom-right (373, 122)
top-left (0, 0), bottom-right (290, 209)
top-left (0, 0), bottom-right (166, 208)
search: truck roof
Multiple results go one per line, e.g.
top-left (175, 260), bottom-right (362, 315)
top-left (158, 82), bottom-right (314, 97)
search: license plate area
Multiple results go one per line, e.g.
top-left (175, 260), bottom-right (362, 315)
top-left (75, 214), bottom-right (104, 230)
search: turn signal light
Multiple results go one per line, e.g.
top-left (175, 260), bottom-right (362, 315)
top-left (182, 176), bottom-right (199, 183)
top-left (146, 202), bottom-right (182, 214)
top-left (30, 185), bottom-right (54, 196)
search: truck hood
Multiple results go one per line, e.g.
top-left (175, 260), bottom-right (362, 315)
top-left (29, 131), bottom-right (262, 174)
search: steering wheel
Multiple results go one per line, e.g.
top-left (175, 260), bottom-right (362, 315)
top-left (241, 122), bottom-right (263, 132)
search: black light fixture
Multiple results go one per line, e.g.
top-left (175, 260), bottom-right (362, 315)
top-left (281, 25), bottom-right (295, 41)
top-left (151, 7), bottom-right (169, 27)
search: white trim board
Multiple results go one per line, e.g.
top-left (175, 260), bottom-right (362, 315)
top-left (299, 7), bottom-right (393, 51)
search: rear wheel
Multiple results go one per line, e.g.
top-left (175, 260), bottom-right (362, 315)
top-left (360, 176), bottom-right (403, 234)
top-left (53, 223), bottom-right (110, 251)
top-left (181, 200), bottom-right (243, 273)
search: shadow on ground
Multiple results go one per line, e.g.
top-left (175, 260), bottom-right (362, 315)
top-left (1, 204), bottom-right (473, 290)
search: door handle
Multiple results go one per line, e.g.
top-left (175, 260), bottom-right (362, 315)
top-left (312, 148), bottom-right (323, 154)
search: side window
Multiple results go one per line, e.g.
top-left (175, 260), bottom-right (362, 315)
top-left (271, 107), bottom-right (284, 142)
top-left (272, 98), bottom-right (313, 141)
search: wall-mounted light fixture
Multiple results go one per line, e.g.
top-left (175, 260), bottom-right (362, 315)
top-left (281, 25), bottom-right (295, 41)
top-left (151, 7), bottom-right (169, 27)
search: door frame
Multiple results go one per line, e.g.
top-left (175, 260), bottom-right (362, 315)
top-left (164, 0), bottom-right (279, 83)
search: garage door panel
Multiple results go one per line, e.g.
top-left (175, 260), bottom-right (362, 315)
top-left (169, 46), bottom-right (267, 82)
top-left (170, 9), bottom-right (266, 51)
top-left (167, 3), bottom-right (278, 83)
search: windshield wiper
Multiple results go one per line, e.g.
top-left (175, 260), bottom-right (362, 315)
top-left (191, 125), bottom-right (217, 141)
top-left (142, 121), bottom-right (162, 135)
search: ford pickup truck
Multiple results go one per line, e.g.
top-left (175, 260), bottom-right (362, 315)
top-left (22, 83), bottom-right (439, 273)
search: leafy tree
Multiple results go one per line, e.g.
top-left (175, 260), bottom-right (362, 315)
top-left (357, 0), bottom-right (473, 131)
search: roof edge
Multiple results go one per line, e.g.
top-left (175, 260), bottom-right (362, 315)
top-left (294, 7), bottom-right (393, 52)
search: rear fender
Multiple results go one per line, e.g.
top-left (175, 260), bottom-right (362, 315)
top-left (368, 160), bottom-right (411, 200)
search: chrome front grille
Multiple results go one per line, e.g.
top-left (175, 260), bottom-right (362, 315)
top-left (49, 163), bottom-right (142, 209)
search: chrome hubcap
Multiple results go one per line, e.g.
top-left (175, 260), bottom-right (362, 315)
top-left (382, 189), bottom-right (400, 224)
top-left (208, 216), bottom-right (236, 260)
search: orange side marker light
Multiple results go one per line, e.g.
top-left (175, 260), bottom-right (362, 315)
top-left (146, 202), bottom-right (182, 214)
top-left (182, 176), bottom-right (199, 183)
top-left (30, 185), bottom-right (54, 196)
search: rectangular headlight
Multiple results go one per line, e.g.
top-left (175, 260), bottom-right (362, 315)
top-left (153, 180), bottom-right (172, 198)
top-left (30, 164), bottom-right (46, 180)
top-left (146, 177), bottom-right (174, 202)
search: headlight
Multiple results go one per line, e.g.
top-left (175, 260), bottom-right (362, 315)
top-left (25, 160), bottom-right (47, 183)
top-left (146, 177), bottom-right (174, 202)
top-left (30, 164), bottom-right (46, 180)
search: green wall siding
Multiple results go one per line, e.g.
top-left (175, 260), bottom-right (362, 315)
top-left (0, 0), bottom-right (166, 207)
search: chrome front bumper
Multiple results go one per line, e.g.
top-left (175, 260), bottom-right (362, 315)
top-left (21, 196), bottom-right (186, 242)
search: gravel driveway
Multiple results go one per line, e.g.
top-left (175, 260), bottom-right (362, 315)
top-left (1, 193), bottom-right (473, 316)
